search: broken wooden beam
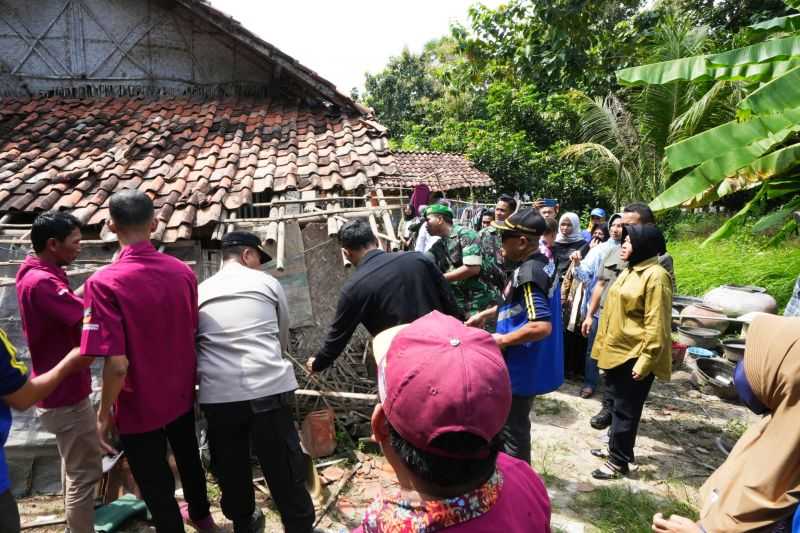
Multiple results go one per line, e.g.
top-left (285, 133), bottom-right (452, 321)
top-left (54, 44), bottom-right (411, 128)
top-left (294, 389), bottom-right (377, 402)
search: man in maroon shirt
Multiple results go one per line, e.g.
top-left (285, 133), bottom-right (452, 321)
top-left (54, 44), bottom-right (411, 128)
top-left (16, 212), bottom-right (101, 533)
top-left (81, 190), bottom-right (215, 533)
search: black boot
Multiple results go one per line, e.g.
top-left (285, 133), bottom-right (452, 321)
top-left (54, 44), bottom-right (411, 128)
top-left (234, 508), bottom-right (265, 533)
top-left (590, 407), bottom-right (612, 430)
top-left (590, 389), bottom-right (613, 430)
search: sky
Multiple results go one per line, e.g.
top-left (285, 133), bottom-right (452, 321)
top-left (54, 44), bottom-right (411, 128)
top-left (207, 0), bottom-right (504, 95)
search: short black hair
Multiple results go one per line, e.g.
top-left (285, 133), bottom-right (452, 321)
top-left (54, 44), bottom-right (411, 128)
top-left (623, 202), bottom-right (655, 225)
top-left (31, 212), bottom-right (82, 253)
top-left (498, 194), bottom-right (517, 212)
top-left (543, 217), bottom-right (558, 235)
top-left (387, 423), bottom-right (499, 494)
top-left (481, 209), bottom-right (494, 220)
top-left (222, 245), bottom-right (248, 261)
top-left (338, 219), bottom-right (377, 250)
top-left (109, 189), bottom-right (155, 228)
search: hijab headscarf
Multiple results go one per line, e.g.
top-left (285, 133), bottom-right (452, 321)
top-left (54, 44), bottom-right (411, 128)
top-left (555, 212), bottom-right (583, 244)
top-left (410, 185), bottom-right (431, 217)
top-left (624, 224), bottom-right (666, 267)
top-left (698, 314), bottom-right (800, 532)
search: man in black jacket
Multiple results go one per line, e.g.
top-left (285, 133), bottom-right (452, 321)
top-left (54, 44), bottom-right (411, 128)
top-left (307, 219), bottom-right (463, 373)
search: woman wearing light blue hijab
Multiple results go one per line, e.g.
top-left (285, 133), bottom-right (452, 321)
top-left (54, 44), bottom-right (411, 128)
top-left (570, 213), bottom-right (624, 397)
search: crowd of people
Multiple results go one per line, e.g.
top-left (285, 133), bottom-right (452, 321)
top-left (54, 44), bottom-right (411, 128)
top-left (0, 187), bottom-right (798, 533)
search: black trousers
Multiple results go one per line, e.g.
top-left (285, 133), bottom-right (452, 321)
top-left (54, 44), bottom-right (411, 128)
top-left (502, 395), bottom-right (534, 464)
top-left (0, 489), bottom-right (19, 533)
top-left (605, 358), bottom-right (655, 468)
top-left (201, 398), bottom-right (315, 533)
top-left (120, 409), bottom-right (210, 533)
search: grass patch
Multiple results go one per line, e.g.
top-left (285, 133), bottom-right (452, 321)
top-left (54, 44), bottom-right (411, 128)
top-left (534, 396), bottom-right (567, 416)
top-left (532, 443), bottom-right (564, 487)
top-left (723, 418), bottom-right (748, 442)
top-left (668, 235), bottom-right (800, 311)
top-left (205, 480), bottom-right (221, 504)
top-left (573, 486), bottom-right (698, 533)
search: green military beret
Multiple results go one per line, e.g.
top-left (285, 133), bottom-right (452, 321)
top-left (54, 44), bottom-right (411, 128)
top-left (425, 203), bottom-right (454, 218)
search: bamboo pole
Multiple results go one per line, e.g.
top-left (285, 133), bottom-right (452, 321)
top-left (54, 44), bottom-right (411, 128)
top-left (376, 189), bottom-right (400, 250)
top-left (230, 205), bottom-right (401, 224)
top-left (368, 213), bottom-right (384, 250)
top-left (326, 198), bottom-right (339, 237)
top-left (276, 206), bottom-right (286, 271)
top-left (294, 389), bottom-right (377, 401)
top-left (246, 195), bottom-right (410, 208)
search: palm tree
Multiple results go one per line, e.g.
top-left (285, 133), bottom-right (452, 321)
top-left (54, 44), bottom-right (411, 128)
top-left (561, 8), bottom-right (736, 208)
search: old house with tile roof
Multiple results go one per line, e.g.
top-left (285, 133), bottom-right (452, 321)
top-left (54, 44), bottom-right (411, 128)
top-left (0, 0), bottom-right (496, 495)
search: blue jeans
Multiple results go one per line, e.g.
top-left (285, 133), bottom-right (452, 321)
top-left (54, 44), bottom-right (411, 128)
top-left (583, 316), bottom-right (599, 389)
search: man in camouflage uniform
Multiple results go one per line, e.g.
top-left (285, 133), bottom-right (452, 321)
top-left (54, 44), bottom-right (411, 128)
top-left (479, 194), bottom-right (517, 292)
top-left (425, 204), bottom-right (498, 317)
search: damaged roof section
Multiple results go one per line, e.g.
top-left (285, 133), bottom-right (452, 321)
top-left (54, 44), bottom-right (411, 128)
top-left (378, 151), bottom-right (494, 191)
top-left (0, 96), bottom-right (398, 242)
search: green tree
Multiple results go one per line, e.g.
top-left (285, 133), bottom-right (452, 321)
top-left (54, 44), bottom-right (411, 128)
top-left (561, 9), bottom-right (739, 207)
top-left (363, 48), bottom-right (440, 140)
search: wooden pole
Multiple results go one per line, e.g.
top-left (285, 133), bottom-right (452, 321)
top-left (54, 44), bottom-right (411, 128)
top-left (326, 200), bottom-right (339, 237)
top-left (229, 205), bottom-right (402, 225)
top-left (368, 213), bottom-right (384, 250)
top-left (376, 189), bottom-right (400, 250)
top-left (276, 206), bottom-right (286, 271)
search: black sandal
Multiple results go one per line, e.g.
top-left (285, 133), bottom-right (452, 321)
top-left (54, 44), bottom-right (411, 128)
top-left (591, 461), bottom-right (628, 480)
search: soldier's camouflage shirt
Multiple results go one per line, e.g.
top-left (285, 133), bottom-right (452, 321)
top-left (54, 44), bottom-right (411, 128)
top-left (428, 224), bottom-right (498, 316)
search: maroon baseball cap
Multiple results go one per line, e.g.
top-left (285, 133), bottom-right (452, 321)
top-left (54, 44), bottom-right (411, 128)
top-left (372, 311), bottom-right (512, 458)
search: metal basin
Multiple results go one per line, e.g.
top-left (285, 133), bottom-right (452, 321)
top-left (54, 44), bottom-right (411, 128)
top-left (678, 327), bottom-right (721, 349)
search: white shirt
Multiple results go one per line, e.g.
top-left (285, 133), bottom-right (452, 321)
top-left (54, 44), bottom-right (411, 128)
top-left (196, 262), bottom-right (298, 404)
top-left (414, 222), bottom-right (440, 252)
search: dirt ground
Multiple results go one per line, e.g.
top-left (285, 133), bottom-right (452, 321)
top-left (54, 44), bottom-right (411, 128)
top-left (16, 367), bottom-right (753, 533)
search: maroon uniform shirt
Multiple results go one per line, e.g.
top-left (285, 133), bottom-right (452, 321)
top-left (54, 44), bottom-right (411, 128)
top-left (80, 241), bottom-right (198, 435)
top-left (16, 255), bottom-right (89, 408)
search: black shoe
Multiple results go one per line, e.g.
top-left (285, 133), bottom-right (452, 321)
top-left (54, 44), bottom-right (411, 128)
top-left (590, 409), bottom-right (612, 430)
top-left (234, 509), bottom-right (265, 533)
top-left (590, 448), bottom-right (608, 459)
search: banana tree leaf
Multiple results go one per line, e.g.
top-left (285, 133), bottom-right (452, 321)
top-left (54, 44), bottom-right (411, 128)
top-left (744, 142), bottom-right (800, 180)
top-left (701, 186), bottom-right (767, 246)
top-left (767, 217), bottom-right (799, 246)
top-left (664, 107), bottom-right (800, 171)
top-left (707, 35), bottom-right (800, 67)
top-left (765, 177), bottom-right (800, 198)
top-left (653, 143), bottom-right (774, 211)
top-left (617, 56), bottom-right (709, 86)
top-left (752, 196), bottom-right (800, 232)
top-left (654, 142), bottom-right (800, 211)
top-left (750, 14), bottom-right (800, 32)
top-left (708, 57), bottom-right (800, 82)
top-left (738, 65), bottom-right (800, 115)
